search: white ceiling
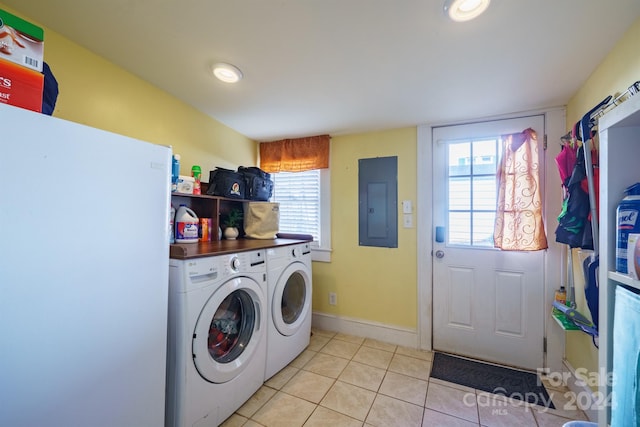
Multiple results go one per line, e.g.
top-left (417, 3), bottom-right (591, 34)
top-left (5, 0), bottom-right (640, 141)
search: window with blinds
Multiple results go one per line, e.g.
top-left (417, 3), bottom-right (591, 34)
top-left (272, 170), bottom-right (321, 242)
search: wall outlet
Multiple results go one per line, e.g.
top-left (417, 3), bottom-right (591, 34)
top-left (403, 213), bottom-right (413, 228)
top-left (329, 292), bottom-right (337, 306)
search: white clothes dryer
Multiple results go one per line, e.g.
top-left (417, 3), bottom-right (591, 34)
top-left (166, 250), bottom-right (267, 427)
top-left (265, 242), bottom-right (313, 380)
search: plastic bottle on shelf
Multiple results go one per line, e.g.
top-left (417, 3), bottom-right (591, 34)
top-left (171, 154), bottom-right (181, 192)
top-left (191, 165), bottom-right (202, 195)
top-left (553, 286), bottom-right (567, 315)
top-left (616, 182), bottom-right (640, 274)
top-left (632, 235), bottom-right (640, 280)
top-left (169, 205), bottom-right (175, 244)
top-left (175, 205), bottom-right (200, 243)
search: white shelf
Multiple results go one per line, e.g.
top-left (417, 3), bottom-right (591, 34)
top-left (608, 271), bottom-right (640, 290)
top-left (597, 92), bottom-right (640, 426)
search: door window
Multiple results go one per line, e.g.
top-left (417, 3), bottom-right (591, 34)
top-left (447, 138), bottom-right (501, 247)
top-left (281, 272), bottom-right (306, 324)
top-left (208, 290), bottom-right (255, 363)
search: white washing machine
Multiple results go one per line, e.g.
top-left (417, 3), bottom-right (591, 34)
top-left (166, 250), bottom-right (267, 427)
top-left (265, 242), bottom-right (313, 380)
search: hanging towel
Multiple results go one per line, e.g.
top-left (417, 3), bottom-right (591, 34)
top-left (611, 285), bottom-right (640, 427)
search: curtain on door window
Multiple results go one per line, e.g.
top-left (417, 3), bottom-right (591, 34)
top-left (494, 128), bottom-right (548, 251)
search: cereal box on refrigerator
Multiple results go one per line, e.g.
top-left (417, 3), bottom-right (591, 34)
top-left (0, 9), bottom-right (44, 72)
top-left (0, 58), bottom-right (43, 112)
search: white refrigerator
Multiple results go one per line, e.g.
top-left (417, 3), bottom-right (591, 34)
top-left (0, 103), bottom-right (172, 427)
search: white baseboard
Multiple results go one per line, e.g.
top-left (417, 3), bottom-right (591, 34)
top-left (312, 311), bottom-right (419, 348)
top-left (562, 359), bottom-right (599, 422)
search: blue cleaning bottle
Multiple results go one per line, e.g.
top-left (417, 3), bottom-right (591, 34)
top-left (616, 182), bottom-right (640, 274)
top-left (171, 154), bottom-right (180, 192)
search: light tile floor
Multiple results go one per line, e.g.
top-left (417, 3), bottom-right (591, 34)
top-left (221, 329), bottom-right (590, 427)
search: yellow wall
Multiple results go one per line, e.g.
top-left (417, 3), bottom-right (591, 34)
top-left (312, 127), bottom-right (418, 328)
top-left (5, 1), bottom-right (419, 331)
top-left (565, 18), bottom-right (640, 382)
top-left (7, 2), bottom-right (638, 354)
top-left (1, 3), bottom-right (256, 174)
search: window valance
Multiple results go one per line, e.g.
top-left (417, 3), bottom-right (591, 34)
top-left (259, 134), bottom-right (330, 173)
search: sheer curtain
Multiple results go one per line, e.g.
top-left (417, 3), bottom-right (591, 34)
top-left (259, 134), bottom-right (330, 173)
top-left (493, 128), bottom-right (548, 251)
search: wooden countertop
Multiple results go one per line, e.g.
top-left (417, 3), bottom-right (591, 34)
top-left (170, 238), bottom-right (311, 259)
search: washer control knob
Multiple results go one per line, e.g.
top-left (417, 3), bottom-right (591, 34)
top-left (230, 256), bottom-right (240, 271)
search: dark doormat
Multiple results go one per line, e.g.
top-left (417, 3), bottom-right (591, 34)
top-left (430, 352), bottom-right (555, 409)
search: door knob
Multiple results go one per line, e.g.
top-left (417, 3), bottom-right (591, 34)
top-left (435, 250), bottom-right (445, 259)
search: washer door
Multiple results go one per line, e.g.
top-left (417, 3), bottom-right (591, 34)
top-left (192, 277), bottom-right (264, 383)
top-left (272, 262), bottom-right (312, 336)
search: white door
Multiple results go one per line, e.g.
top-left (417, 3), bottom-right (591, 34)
top-left (432, 115), bottom-right (546, 371)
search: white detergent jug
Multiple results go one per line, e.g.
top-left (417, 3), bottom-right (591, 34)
top-left (175, 205), bottom-right (199, 243)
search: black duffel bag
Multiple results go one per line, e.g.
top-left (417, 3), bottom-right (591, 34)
top-left (238, 166), bottom-right (273, 201)
top-left (207, 168), bottom-right (246, 199)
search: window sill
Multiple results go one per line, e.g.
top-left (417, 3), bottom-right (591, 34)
top-left (311, 247), bottom-right (332, 263)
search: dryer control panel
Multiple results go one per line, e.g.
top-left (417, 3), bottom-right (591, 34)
top-left (292, 242), bottom-right (311, 258)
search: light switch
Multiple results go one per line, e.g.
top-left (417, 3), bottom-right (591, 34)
top-left (402, 200), bottom-right (412, 214)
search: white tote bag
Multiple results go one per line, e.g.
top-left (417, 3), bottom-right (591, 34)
top-left (243, 202), bottom-right (279, 239)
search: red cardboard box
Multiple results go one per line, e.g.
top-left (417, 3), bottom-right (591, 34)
top-left (199, 218), bottom-right (213, 242)
top-left (0, 9), bottom-right (44, 72)
top-left (0, 58), bottom-right (43, 113)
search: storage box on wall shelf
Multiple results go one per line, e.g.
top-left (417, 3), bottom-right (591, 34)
top-left (176, 175), bottom-right (195, 194)
top-left (0, 9), bottom-right (44, 72)
top-left (0, 58), bottom-right (43, 113)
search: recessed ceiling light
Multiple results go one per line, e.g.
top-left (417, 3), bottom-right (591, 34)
top-left (444, 0), bottom-right (491, 22)
top-left (211, 63), bottom-right (243, 83)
